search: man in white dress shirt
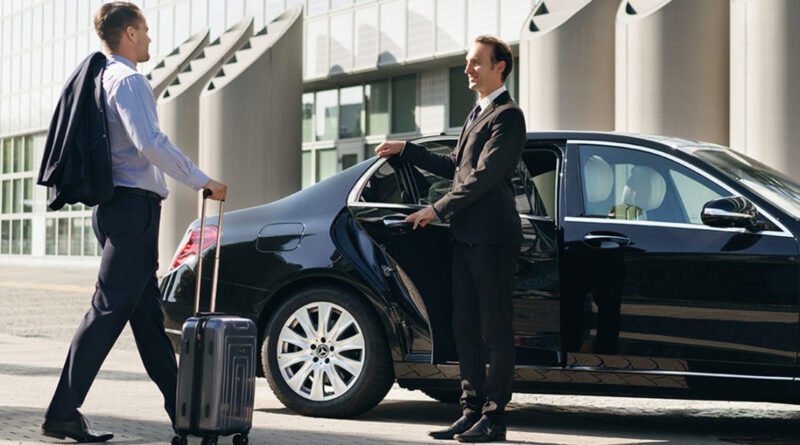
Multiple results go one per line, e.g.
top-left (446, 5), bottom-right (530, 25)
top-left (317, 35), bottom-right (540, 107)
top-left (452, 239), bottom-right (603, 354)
top-left (43, 3), bottom-right (226, 442)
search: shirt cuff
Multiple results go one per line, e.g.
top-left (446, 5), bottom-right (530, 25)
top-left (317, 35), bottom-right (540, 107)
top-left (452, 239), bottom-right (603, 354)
top-left (188, 169), bottom-right (210, 191)
top-left (400, 141), bottom-right (407, 156)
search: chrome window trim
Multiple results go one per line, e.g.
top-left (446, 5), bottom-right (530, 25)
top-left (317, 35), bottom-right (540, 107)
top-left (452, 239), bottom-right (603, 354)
top-left (347, 157), bottom-right (390, 205)
top-left (567, 139), bottom-right (794, 237)
top-left (563, 216), bottom-right (791, 237)
top-left (521, 214), bottom-right (554, 222)
top-left (348, 202), bottom-right (424, 210)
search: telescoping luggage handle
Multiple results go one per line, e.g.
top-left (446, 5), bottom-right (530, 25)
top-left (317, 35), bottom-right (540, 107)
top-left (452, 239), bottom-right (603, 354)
top-left (193, 189), bottom-right (224, 316)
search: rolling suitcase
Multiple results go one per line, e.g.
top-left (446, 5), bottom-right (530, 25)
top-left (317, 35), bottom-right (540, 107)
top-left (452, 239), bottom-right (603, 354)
top-left (173, 190), bottom-right (257, 445)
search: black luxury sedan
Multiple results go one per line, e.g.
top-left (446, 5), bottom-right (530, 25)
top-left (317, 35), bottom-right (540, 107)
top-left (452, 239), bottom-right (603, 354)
top-left (160, 132), bottom-right (800, 418)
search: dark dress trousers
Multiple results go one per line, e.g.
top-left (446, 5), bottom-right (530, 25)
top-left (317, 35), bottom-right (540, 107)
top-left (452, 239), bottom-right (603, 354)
top-left (400, 90), bottom-right (526, 418)
top-left (45, 187), bottom-right (177, 424)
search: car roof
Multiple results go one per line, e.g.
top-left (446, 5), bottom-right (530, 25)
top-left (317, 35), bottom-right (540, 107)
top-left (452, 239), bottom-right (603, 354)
top-left (526, 131), bottom-right (724, 154)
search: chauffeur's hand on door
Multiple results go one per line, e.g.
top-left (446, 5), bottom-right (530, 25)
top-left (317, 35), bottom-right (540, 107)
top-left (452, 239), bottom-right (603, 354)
top-left (405, 206), bottom-right (438, 229)
top-left (375, 141), bottom-right (405, 158)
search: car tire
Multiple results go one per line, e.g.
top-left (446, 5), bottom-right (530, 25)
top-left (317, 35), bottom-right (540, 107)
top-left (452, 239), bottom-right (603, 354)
top-left (263, 285), bottom-right (394, 418)
top-left (421, 388), bottom-right (461, 404)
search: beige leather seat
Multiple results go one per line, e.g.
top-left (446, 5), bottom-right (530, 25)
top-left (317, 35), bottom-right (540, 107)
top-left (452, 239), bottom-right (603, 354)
top-left (613, 166), bottom-right (667, 220)
top-left (582, 155), bottom-right (614, 216)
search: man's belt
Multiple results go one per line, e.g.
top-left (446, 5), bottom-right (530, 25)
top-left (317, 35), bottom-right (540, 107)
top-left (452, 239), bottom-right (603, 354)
top-left (114, 186), bottom-right (163, 201)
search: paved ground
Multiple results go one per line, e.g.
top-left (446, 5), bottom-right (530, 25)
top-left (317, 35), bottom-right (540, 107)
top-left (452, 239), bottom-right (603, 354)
top-left (0, 265), bottom-right (798, 444)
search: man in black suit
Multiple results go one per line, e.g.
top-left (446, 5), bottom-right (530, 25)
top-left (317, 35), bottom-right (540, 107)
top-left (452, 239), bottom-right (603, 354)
top-left (377, 35), bottom-right (526, 443)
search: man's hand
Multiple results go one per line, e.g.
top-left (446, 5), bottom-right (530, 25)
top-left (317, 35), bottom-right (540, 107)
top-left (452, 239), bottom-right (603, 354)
top-left (203, 178), bottom-right (228, 201)
top-left (404, 206), bottom-right (438, 229)
top-left (375, 141), bottom-right (405, 158)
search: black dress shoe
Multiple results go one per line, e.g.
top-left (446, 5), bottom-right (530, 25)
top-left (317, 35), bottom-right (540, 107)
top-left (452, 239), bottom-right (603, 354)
top-left (42, 413), bottom-right (114, 443)
top-left (454, 415), bottom-right (506, 443)
top-left (428, 413), bottom-right (481, 440)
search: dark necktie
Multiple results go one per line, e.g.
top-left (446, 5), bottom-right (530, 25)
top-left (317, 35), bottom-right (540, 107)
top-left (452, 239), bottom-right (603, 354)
top-left (466, 104), bottom-right (482, 128)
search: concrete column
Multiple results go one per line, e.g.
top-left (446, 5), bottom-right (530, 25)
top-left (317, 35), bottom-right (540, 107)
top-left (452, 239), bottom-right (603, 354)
top-left (730, 0), bottom-right (800, 177)
top-left (156, 20), bottom-right (254, 276)
top-left (519, 0), bottom-right (618, 131)
top-left (616, 0), bottom-right (729, 145)
top-left (198, 6), bottom-right (304, 214)
top-left (145, 30), bottom-right (210, 98)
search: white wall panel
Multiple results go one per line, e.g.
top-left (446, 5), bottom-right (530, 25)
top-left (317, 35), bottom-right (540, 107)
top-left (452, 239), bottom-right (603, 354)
top-left (500, 0), bottom-right (532, 42)
top-left (419, 68), bottom-right (447, 134)
top-left (467, 0), bottom-right (497, 41)
top-left (329, 10), bottom-right (354, 73)
top-left (406, 0), bottom-right (435, 60)
top-left (379, 0), bottom-right (405, 65)
top-left (436, 0), bottom-right (465, 55)
top-left (305, 16), bottom-right (330, 78)
top-left (354, 4), bottom-right (378, 69)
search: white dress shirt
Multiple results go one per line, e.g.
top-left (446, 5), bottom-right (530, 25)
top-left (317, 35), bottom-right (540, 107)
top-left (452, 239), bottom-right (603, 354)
top-left (103, 54), bottom-right (208, 199)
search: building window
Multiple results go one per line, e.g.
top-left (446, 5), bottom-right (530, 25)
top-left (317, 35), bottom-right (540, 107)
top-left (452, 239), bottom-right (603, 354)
top-left (339, 85), bottom-right (363, 139)
top-left (302, 92), bottom-right (314, 142)
top-left (316, 148), bottom-right (338, 182)
top-left (365, 79), bottom-right (389, 135)
top-left (0, 135), bottom-right (36, 256)
top-left (449, 65), bottom-right (475, 128)
top-left (342, 153), bottom-right (358, 170)
top-left (391, 74), bottom-right (417, 133)
top-left (505, 56), bottom-right (520, 101)
top-left (364, 142), bottom-right (380, 161)
top-left (301, 150), bottom-right (312, 189)
top-left (315, 89), bottom-right (338, 141)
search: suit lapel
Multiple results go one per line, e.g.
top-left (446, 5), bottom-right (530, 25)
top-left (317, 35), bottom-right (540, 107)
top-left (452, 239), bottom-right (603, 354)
top-left (454, 92), bottom-right (509, 165)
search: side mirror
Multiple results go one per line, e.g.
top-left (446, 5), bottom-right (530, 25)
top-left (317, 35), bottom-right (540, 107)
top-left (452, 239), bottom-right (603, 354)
top-left (701, 196), bottom-right (759, 230)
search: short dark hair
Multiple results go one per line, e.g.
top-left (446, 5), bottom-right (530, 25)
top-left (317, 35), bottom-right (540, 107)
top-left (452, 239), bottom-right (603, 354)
top-left (94, 2), bottom-right (143, 50)
top-left (475, 35), bottom-right (513, 81)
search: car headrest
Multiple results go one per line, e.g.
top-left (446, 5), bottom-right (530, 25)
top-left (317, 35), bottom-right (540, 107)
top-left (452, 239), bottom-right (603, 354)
top-left (583, 155), bottom-right (614, 203)
top-left (622, 166), bottom-right (666, 211)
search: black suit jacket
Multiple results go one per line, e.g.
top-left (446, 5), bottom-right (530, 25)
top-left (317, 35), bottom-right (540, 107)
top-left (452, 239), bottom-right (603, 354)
top-left (400, 91), bottom-right (526, 245)
top-left (37, 52), bottom-right (113, 210)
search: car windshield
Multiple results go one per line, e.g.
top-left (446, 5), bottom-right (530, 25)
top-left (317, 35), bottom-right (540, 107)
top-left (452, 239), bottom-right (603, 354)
top-left (694, 148), bottom-right (800, 219)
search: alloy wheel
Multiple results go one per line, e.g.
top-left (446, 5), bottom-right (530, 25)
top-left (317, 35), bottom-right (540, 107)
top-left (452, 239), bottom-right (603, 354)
top-left (276, 301), bottom-right (366, 401)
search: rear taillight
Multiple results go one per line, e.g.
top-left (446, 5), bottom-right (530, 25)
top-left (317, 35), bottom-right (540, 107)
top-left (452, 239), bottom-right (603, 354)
top-left (169, 225), bottom-right (218, 272)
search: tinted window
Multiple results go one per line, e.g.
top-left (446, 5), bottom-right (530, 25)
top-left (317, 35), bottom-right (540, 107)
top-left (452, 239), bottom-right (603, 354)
top-left (359, 159), bottom-right (413, 205)
top-left (520, 150), bottom-right (558, 218)
top-left (578, 145), bottom-right (727, 224)
top-left (406, 140), bottom-right (454, 206)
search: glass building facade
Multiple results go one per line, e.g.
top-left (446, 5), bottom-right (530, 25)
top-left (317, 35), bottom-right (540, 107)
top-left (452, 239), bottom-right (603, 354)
top-left (0, 0), bottom-right (532, 261)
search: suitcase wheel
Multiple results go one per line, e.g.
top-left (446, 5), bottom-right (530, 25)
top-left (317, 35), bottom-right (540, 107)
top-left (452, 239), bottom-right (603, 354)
top-left (171, 435), bottom-right (187, 445)
top-left (201, 436), bottom-right (218, 445)
top-left (233, 434), bottom-right (249, 445)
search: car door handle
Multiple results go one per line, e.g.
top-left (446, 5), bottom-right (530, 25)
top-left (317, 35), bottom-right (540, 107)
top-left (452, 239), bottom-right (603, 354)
top-left (583, 233), bottom-right (631, 249)
top-left (382, 217), bottom-right (412, 228)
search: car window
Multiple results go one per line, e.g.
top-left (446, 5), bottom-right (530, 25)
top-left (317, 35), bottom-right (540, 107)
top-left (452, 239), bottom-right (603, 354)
top-left (407, 141), bottom-right (455, 206)
top-left (521, 150), bottom-right (558, 218)
top-left (358, 158), bottom-right (414, 204)
top-left (578, 145), bottom-right (728, 224)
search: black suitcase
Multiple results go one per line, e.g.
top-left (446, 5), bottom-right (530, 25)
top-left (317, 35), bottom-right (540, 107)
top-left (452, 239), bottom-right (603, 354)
top-left (173, 190), bottom-right (257, 445)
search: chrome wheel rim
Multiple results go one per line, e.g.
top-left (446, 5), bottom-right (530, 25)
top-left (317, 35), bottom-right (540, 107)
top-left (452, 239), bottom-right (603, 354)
top-left (277, 301), bottom-right (365, 401)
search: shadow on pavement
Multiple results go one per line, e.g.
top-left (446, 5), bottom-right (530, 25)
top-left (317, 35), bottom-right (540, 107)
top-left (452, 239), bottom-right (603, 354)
top-left (3, 406), bottom-right (452, 445)
top-left (0, 363), bottom-right (151, 382)
top-left (261, 398), bottom-right (799, 445)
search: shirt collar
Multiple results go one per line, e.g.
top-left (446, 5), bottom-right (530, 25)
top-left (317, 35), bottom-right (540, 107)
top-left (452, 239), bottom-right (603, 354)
top-left (477, 85), bottom-right (507, 111)
top-left (107, 54), bottom-right (137, 70)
